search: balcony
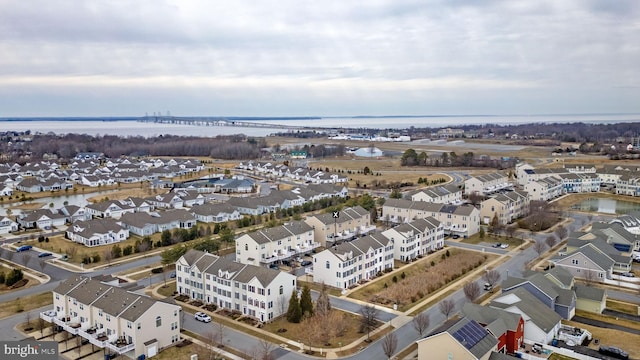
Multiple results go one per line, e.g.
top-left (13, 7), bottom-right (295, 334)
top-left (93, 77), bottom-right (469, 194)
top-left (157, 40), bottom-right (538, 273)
top-left (48, 314), bottom-right (81, 335)
top-left (78, 328), bottom-right (107, 348)
top-left (106, 336), bottom-right (135, 354)
top-left (295, 242), bottom-right (321, 254)
top-left (359, 225), bottom-right (377, 234)
top-left (261, 251), bottom-right (296, 264)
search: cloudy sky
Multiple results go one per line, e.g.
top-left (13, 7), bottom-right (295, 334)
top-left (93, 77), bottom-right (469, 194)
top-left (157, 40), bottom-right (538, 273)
top-left (0, 0), bottom-right (639, 117)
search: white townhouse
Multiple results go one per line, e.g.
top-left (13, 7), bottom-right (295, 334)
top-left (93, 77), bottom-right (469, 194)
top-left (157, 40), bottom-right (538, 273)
top-left (479, 190), bottom-right (530, 226)
top-left (312, 233), bottom-right (394, 289)
top-left (382, 199), bottom-right (480, 238)
top-left (464, 172), bottom-right (511, 196)
top-left (524, 176), bottom-right (563, 201)
top-left (304, 206), bottom-right (375, 246)
top-left (382, 217), bottom-right (444, 261)
top-left (235, 221), bottom-right (319, 266)
top-left (41, 276), bottom-right (182, 359)
top-left (558, 173), bottom-right (601, 193)
top-left (176, 250), bottom-right (296, 322)
top-left (59, 205), bottom-right (92, 223)
top-left (615, 174), bottom-right (640, 197)
top-left (66, 219), bottom-right (130, 247)
top-left (410, 184), bottom-right (463, 204)
top-left (0, 216), bottom-right (18, 234)
top-left (118, 209), bottom-right (196, 236)
top-left (191, 203), bottom-right (242, 223)
top-left (17, 209), bottom-right (67, 230)
top-left (86, 200), bottom-right (136, 219)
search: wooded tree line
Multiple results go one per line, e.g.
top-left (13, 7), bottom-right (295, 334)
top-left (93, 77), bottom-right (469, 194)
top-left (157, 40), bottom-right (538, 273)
top-left (400, 149), bottom-right (517, 169)
top-left (2, 133), bottom-right (267, 160)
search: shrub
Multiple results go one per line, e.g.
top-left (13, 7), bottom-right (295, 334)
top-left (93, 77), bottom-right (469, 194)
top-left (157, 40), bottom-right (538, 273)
top-left (431, 261), bottom-right (436, 266)
top-left (0, 272), bottom-right (4, 284)
top-left (92, 253), bottom-right (101, 263)
top-left (5, 269), bottom-right (23, 287)
top-left (445, 250), bottom-right (450, 257)
top-left (82, 256), bottom-right (92, 264)
top-left (45, 237), bottom-right (49, 242)
top-left (400, 271), bottom-right (406, 280)
top-left (392, 275), bottom-right (398, 283)
top-left (122, 245), bottom-right (133, 256)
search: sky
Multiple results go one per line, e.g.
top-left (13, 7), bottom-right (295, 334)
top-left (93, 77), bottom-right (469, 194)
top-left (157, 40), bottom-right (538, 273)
top-left (0, 0), bottom-right (639, 117)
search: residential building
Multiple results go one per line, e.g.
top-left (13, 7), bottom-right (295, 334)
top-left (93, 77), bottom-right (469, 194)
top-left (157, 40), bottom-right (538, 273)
top-left (558, 173), bottom-right (601, 193)
top-left (312, 233), bottom-right (394, 289)
top-left (574, 285), bottom-right (607, 314)
top-left (416, 317), bottom-right (498, 360)
top-left (86, 200), bottom-right (136, 219)
top-left (40, 276), bottom-right (181, 359)
top-left (464, 172), bottom-right (511, 196)
top-left (17, 209), bottom-right (67, 230)
top-left (489, 288), bottom-right (561, 344)
top-left (235, 221), bottom-right (318, 266)
top-left (479, 190), bottom-right (529, 225)
top-left (119, 210), bottom-right (196, 236)
top-left (382, 199), bottom-right (480, 237)
top-left (176, 250), bottom-right (296, 322)
top-left (410, 184), bottom-right (463, 204)
top-left (462, 303), bottom-right (525, 354)
top-left (304, 206), bottom-right (374, 246)
top-left (66, 219), bottom-right (130, 247)
top-left (501, 273), bottom-right (576, 320)
top-left (0, 216), bottom-right (18, 234)
top-left (381, 217), bottom-right (444, 261)
top-left (191, 203), bottom-right (242, 223)
top-left (524, 176), bottom-right (563, 201)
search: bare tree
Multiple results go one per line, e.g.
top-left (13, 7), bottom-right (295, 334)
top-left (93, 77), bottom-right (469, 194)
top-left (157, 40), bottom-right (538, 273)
top-left (533, 240), bottom-right (547, 256)
top-left (21, 252), bottom-right (32, 267)
top-left (255, 338), bottom-right (275, 360)
top-left (584, 269), bottom-right (597, 286)
top-left (439, 299), bottom-right (455, 320)
top-left (315, 283), bottom-right (332, 318)
top-left (381, 332), bottom-right (398, 359)
top-left (66, 247), bottom-right (78, 261)
top-left (463, 282), bottom-right (481, 302)
top-left (299, 315), bottom-right (318, 352)
top-left (38, 317), bottom-right (46, 338)
top-left (554, 225), bottom-right (568, 240)
top-left (359, 304), bottom-right (379, 342)
top-left (216, 322), bottom-right (227, 348)
top-left (37, 259), bottom-right (47, 273)
top-left (545, 235), bottom-right (557, 249)
top-left (412, 312), bottom-right (430, 337)
top-left (505, 225), bottom-right (517, 239)
top-left (276, 294), bottom-right (288, 316)
top-left (483, 270), bottom-right (501, 289)
top-left (102, 249), bottom-right (113, 265)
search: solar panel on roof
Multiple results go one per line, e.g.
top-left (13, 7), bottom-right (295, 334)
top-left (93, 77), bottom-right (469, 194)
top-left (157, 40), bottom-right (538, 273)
top-left (452, 320), bottom-right (488, 349)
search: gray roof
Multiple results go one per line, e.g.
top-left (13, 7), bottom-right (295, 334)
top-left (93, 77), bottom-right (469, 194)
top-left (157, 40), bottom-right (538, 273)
top-left (190, 203), bottom-right (238, 216)
top-left (306, 206), bottom-right (370, 226)
top-left (544, 267), bottom-right (574, 288)
top-left (555, 287), bottom-right (576, 307)
top-left (574, 284), bottom-right (606, 302)
top-left (462, 303), bottom-right (522, 332)
top-left (488, 352), bottom-right (520, 360)
top-left (490, 288), bottom-right (561, 333)
top-left (328, 233), bottom-right (389, 260)
top-left (69, 218), bottom-right (125, 238)
top-left (244, 220), bottom-right (313, 245)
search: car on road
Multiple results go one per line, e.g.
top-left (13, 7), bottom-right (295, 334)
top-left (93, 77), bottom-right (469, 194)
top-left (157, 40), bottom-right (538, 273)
top-left (499, 244), bottom-right (509, 249)
top-left (452, 234), bottom-right (460, 239)
top-left (599, 345), bottom-right (629, 360)
top-left (300, 260), bottom-right (312, 266)
top-left (16, 245), bottom-right (33, 252)
top-left (492, 243), bottom-right (501, 248)
top-left (483, 283), bottom-right (493, 291)
top-left (169, 271), bottom-right (176, 278)
top-left (38, 252), bottom-right (53, 258)
top-left (620, 272), bottom-right (635, 278)
top-left (194, 312), bottom-right (211, 323)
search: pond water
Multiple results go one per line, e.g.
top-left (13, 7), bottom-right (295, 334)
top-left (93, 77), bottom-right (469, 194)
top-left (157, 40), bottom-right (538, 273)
top-left (570, 198), bottom-right (640, 214)
top-left (0, 189), bottom-right (119, 216)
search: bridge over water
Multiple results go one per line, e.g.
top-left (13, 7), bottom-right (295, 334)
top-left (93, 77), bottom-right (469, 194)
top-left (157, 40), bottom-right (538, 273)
top-left (137, 115), bottom-right (317, 130)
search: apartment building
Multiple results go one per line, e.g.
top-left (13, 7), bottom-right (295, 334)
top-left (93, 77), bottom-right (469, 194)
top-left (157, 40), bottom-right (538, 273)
top-left (464, 172), bottom-right (510, 196)
top-left (235, 220), bottom-right (319, 266)
top-left (615, 174), bottom-right (640, 197)
top-left (304, 206), bottom-right (375, 246)
top-left (410, 184), bottom-right (463, 204)
top-left (382, 199), bottom-right (480, 238)
top-left (524, 176), bottom-right (563, 201)
top-left (558, 173), bottom-right (601, 193)
top-left (381, 217), bottom-right (444, 261)
top-left (40, 276), bottom-right (181, 359)
top-left (479, 190), bottom-right (530, 226)
top-left (176, 250), bottom-right (296, 322)
top-left (312, 233), bottom-right (394, 289)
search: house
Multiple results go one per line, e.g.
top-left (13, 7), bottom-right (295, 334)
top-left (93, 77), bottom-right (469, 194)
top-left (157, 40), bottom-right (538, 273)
top-left (479, 190), bottom-right (530, 225)
top-left (176, 250), bottom-right (296, 322)
top-left (304, 206), bottom-right (374, 246)
top-left (0, 216), bottom-right (18, 234)
top-left (410, 184), bottom-right (463, 204)
top-left (524, 176), bottom-right (563, 201)
top-left (590, 221), bottom-right (640, 253)
top-left (574, 284), bottom-right (607, 314)
top-left (17, 209), bottom-right (67, 229)
top-left (614, 174), bottom-right (640, 196)
top-left (501, 273), bottom-right (576, 320)
top-left (312, 233), bottom-right (394, 289)
top-left (416, 317), bottom-right (498, 360)
top-left (40, 276), bottom-right (181, 359)
top-left (66, 219), bottom-right (130, 247)
top-left (119, 210), bottom-right (196, 236)
top-left (59, 205), bottom-right (92, 223)
top-left (235, 221), bottom-right (318, 266)
top-left (489, 288), bottom-right (562, 344)
top-left (551, 238), bottom-right (632, 280)
top-left (381, 217), bottom-right (444, 261)
top-left (464, 172), bottom-right (511, 196)
top-left (462, 303), bottom-right (525, 354)
top-left (382, 199), bottom-right (480, 237)
top-left (609, 211), bottom-right (640, 236)
top-left (190, 203), bottom-right (242, 223)
top-left (86, 200), bottom-right (136, 219)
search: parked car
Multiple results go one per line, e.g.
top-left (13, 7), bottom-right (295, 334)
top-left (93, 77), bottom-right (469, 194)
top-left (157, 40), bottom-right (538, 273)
top-left (300, 260), bottom-right (312, 266)
top-left (16, 245), bottom-right (32, 252)
top-left (621, 272), bottom-right (635, 278)
top-left (452, 234), bottom-right (460, 239)
top-left (268, 263), bottom-right (279, 270)
top-left (500, 244), bottom-right (509, 249)
top-left (483, 283), bottom-right (493, 291)
top-left (492, 243), bottom-right (501, 248)
top-left (38, 252), bottom-right (52, 258)
top-left (194, 312), bottom-right (211, 323)
top-left (599, 345), bottom-right (629, 360)
top-left (169, 271), bottom-right (176, 278)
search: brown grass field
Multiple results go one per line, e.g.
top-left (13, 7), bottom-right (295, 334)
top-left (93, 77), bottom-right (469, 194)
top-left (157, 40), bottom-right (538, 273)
top-left (0, 292), bottom-right (52, 319)
top-left (563, 319), bottom-right (640, 358)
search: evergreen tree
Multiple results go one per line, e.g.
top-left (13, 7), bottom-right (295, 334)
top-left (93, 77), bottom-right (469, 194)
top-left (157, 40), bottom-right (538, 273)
top-left (300, 285), bottom-right (314, 317)
top-left (286, 290), bottom-right (302, 323)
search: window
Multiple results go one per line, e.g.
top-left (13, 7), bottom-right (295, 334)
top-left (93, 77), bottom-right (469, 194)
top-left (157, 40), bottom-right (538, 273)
top-left (137, 323), bottom-right (141, 330)
top-left (245, 244), bottom-right (248, 251)
top-left (326, 261), bottom-right (330, 269)
top-left (105, 314), bottom-right (110, 321)
top-left (279, 285), bottom-right (283, 295)
top-left (127, 321), bottom-right (132, 329)
top-left (156, 316), bottom-right (162, 327)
